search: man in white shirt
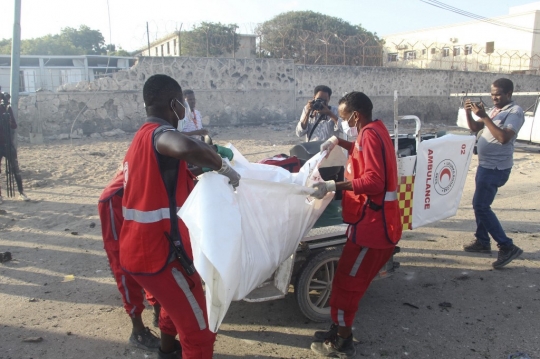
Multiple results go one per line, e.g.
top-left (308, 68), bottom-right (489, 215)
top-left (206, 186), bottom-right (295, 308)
top-left (296, 85), bottom-right (342, 142)
top-left (182, 90), bottom-right (208, 140)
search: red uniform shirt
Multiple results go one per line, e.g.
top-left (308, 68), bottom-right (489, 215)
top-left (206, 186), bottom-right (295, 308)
top-left (120, 120), bottom-right (195, 275)
top-left (342, 120), bottom-right (402, 248)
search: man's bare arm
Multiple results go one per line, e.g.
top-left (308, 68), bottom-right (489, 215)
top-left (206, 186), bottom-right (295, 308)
top-left (156, 131), bottom-right (221, 170)
top-left (481, 117), bottom-right (516, 144)
top-left (337, 137), bottom-right (353, 151)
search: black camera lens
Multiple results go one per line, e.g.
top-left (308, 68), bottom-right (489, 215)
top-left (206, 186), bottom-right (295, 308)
top-left (312, 99), bottom-right (325, 111)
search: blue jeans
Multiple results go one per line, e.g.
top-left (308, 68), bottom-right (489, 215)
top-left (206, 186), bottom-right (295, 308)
top-left (473, 166), bottom-right (513, 248)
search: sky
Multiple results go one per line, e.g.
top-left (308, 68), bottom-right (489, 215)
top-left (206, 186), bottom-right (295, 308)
top-left (0, 0), bottom-right (536, 52)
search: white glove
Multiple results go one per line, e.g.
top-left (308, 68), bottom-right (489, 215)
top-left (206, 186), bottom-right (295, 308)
top-left (217, 158), bottom-right (241, 188)
top-left (320, 136), bottom-right (339, 155)
top-left (310, 180), bottom-right (336, 199)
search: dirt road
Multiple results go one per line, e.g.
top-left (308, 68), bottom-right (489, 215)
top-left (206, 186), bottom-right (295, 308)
top-left (0, 123), bottom-right (539, 359)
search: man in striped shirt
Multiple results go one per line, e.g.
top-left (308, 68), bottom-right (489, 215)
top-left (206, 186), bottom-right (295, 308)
top-left (181, 90), bottom-right (208, 140)
top-left (296, 85), bottom-right (342, 142)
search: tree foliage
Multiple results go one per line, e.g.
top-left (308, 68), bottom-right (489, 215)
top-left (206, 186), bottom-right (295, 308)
top-left (0, 25), bottom-right (127, 56)
top-left (106, 44), bottom-right (131, 57)
top-left (60, 25), bottom-right (106, 54)
top-left (181, 22), bottom-right (240, 57)
top-left (256, 11), bottom-right (382, 65)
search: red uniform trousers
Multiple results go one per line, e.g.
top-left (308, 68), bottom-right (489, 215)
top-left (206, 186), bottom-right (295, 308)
top-left (330, 235), bottom-right (395, 327)
top-left (105, 248), bottom-right (157, 317)
top-left (98, 197), bottom-right (157, 318)
top-left (132, 260), bottom-right (216, 359)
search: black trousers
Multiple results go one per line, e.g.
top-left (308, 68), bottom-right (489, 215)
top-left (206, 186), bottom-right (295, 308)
top-left (0, 144), bottom-right (23, 195)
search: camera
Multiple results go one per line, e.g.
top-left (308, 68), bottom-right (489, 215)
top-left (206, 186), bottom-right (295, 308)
top-left (311, 98), bottom-right (326, 111)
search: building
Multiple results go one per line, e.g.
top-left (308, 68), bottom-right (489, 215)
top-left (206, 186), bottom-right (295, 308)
top-left (0, 55), bottom-right (136, 93)
top-left (136, 32), bottom-right (257, 59)
top-left (382, 2), bottom-right (540, 73)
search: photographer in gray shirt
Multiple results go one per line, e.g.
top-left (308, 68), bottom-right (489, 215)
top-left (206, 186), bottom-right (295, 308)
top-left (296, 85), bottom-right (342, 142)
top-left (463, 78), bottom-right (525, 269)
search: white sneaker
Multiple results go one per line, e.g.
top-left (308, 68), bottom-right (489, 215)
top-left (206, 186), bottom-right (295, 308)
top-left (19, 193), bottom-right (30, 201)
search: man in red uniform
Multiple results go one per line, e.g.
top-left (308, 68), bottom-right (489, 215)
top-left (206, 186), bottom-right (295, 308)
top-left (98, 171), bottom-right (161, 351)
top-left (309, 92), bottom-right (402, 358)
top-left (120, 74), bottom-right (240, 359)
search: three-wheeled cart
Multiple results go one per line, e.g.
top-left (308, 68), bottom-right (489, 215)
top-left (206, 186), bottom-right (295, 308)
top-left (244, 93), bottom-right (443, 322)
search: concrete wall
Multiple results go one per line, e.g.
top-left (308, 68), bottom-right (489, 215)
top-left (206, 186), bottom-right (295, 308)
top-left (297, 65), bottom-right (540, 122)
top-left (16, 56), bottom-right (540, 140)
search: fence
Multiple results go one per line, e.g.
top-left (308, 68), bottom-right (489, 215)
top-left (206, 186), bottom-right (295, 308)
top-left (0, 67), bottom-right (127, 93)
top-left (254, 29), bottom-right (383, 66)
top-left (384, 43), bottom-right (540, 74)
top-left (148, 25), bottom-right (540, 74)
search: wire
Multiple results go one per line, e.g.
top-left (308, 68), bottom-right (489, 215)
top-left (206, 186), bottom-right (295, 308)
top-left (107, 0), bottom-right (112, 49)
top-left (420, 0), bottom-right (540, 34)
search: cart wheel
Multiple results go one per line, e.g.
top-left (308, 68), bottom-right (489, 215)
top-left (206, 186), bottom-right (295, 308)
top-left (294, 247), bottom-right (342, 322)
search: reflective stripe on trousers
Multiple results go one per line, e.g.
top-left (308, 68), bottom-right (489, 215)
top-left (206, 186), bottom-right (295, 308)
top-left (171, 267), bottom-right (207, 330)
top-left (109, 199), bottom-right (118, 240)
top-left (337, 309), bottom-right (346, 327)
top-left (349, 247), bottom-right (368, 276)
top-left (121, 274), bottom-right (137, 318)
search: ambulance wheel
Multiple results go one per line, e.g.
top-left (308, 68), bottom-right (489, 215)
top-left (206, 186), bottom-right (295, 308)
top-left (294, 246), bottom-right (342, 322)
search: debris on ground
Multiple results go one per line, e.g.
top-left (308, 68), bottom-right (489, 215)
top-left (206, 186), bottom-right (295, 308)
top-left (403, 302), bottom-right (419, 309)
top-left (22, 337), bottom-right (43, 343)
top-left (0, 252), bottom-right (12, 263)
top-left (439, 302), bottom-right (452, 311)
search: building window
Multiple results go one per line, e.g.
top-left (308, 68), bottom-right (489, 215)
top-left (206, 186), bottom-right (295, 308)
top-left (431, 48), bottom-right (436, 55)
top-left (442, 47), bottom-right (450, 57)
top-left (404, 51), bottom-right (416, 60)
top-left (155, 47), bottom-right (158, 56)
top-left (388, 53), bottom-right (399, 62)
top-left (453, 46), bottom-right (460, 56)
top-left (167, 42), bottom-right (170, 55)
top-left (464, 45), bottom-right (472, 55)
top-left (161, 44), bottom-right (164, 56)
top-left (173, 39), bottom-right (177, 55)
top-left (486, 41), bottom-right (494, 54)
top-left (422, 49), bottom-right (427, 56)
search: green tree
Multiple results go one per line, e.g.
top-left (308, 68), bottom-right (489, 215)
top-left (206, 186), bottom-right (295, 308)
top-left (107, 44), bottom-right (131, 56)
top-left (181, 22), bottom-right (240, 57)
top-left (20, 34), bottom-right (80, 55)
top-left (256, 11), bottom-right (382, 65)
top-left (0, 38), bottom-right (11, 54)
top-left (60, 25), bottom-right (106, 55)
top-left (0, 25), bottom-right (122, 56)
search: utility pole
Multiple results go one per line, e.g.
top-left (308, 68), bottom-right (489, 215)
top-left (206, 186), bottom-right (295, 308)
top-left (146, 22), bottom-right (151, 56)
top-left (10, 0), bottom-right (21, 121)
top-left (178, 23), bottom-right (182, 56)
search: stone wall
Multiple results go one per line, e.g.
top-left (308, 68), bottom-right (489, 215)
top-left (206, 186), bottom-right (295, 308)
top-left (16, 57), bottom-right (540, 139)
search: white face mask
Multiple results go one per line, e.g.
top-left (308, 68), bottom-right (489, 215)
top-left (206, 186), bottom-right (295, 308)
top-left (342, 112), bottom-right (358, 137)
top-left (177, 117), bottom-right (185, 131)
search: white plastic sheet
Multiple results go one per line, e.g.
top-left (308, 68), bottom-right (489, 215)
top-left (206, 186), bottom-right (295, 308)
top-left (178, 145), bottom-right (333, 332)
